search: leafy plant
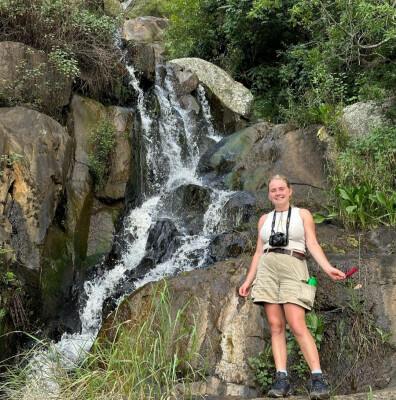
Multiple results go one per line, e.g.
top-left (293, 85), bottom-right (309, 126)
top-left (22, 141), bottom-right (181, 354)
top-left (375, 328), bottom-right (393, 345)
top-left (248, 345), bottom-right (275, 393)
top-left (88, 118), bottom-right (116, 189)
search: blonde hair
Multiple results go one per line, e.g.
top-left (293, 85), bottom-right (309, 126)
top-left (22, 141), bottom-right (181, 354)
top-left (267, 174), bottom-right (291, 191)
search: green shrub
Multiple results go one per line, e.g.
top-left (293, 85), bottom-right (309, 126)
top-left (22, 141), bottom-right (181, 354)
top-left (0, 0), bottom-right (124, 111)
top-left (88, 118), bottom-right (116, 189)
top-left (326, 124), bottom-right (396, 229)
top-left (248, 345), bottom-right (275, 393)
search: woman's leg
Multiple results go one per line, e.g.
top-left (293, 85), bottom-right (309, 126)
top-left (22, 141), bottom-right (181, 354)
top-left (283, 303), bottom-right (321, 371)
top-left (264, 303), bottom-right (287, 370)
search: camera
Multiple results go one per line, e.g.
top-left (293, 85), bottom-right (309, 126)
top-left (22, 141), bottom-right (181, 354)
top-left (269, 232), bottom-right (288, 247)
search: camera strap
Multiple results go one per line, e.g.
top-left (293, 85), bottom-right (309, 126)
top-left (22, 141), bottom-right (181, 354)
top-left (271, 206), bottom-right (292, 241)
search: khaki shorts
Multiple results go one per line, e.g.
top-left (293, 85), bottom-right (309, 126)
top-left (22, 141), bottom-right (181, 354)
top-left (251, 252), bottom-right (316, 310)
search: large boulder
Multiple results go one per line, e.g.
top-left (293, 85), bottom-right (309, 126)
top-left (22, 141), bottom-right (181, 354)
top-left (98, 227), bottom-right (396, 398)
top-left (169, 58), bottom-right (253, 134)
top-left (170, 58), bottom-right (253, 119)
top-left (340, 100), bottom-right (393, 138)
top-left (198, 122), bottom-right (329, 211)
top-left (122, 17), bottom-right (169, 63)
top-left (0, 41), bottom-right (72, 114)
top-left (0, 106), bottom-right (72, 270)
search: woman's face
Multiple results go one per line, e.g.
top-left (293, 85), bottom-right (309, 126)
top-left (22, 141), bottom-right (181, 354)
top-left (268, 179), bottom-right (292, 209)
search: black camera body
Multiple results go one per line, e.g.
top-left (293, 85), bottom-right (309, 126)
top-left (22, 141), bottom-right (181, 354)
top-left (269, 232), bottom-right (289, 247)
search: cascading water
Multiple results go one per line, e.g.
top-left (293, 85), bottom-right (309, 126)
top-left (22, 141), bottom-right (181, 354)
top-left (23, 63), bottom-right (235, 394)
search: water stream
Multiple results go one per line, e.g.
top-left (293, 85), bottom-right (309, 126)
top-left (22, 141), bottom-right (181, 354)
top-left (24, 63), bottom-right (235, 393)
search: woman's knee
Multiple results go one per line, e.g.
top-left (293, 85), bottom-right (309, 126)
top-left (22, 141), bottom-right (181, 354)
top-left (267, 317), bottom-right (286, 335)
top-left (288, 320), bottom-right (309, 338)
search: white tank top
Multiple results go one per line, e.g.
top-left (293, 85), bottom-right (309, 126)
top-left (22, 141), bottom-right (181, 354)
top-left (260, 207), bottom-right (306, 253)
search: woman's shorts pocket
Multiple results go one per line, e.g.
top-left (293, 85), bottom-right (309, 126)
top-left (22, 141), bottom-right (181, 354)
top-left (298, 282), bottom-right (316, 308)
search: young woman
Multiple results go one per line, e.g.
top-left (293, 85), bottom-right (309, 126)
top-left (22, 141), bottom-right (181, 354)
top-left (239, 175), bottom-right (345, 399)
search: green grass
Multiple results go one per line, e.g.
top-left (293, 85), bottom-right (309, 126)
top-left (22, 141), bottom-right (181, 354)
top-left (0, 281), bottom-right (206, 399)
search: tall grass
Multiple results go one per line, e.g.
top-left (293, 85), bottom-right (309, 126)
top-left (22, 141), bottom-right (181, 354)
top-left (0, 281), bottom-right (206, 399)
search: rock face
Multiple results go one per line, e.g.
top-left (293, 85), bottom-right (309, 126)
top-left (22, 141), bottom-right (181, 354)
top-left (66, 95), bottom-right (133, 267)
top-left (122, 17), bottom-right (169, 63)
top-left (198, 122), bottom-right (329, 211)
top-left (340, 100), bottom-right (393, 137)
top-left (170, 58), bottom-right (254, 119)
top-left (0, 41), bottom-right (72, 113)
top-left (99, 226), bottom-right (396, 398)
top-left (0, 106), bottom-right (72, 270)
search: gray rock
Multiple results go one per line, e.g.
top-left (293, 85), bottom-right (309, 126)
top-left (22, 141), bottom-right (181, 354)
top-left (340, 100), bottom-right (393, 137)
top-left (0, 106), bottom-right (72, 270)
top-left (125, 41), bottom-right (156, 81)
top-left (159, 184), bottom-right (213, 235)
top-left (122, 17), bottom-right (169, 63)
top-left (0, 41), bottom-right (72, 113)
top-left (86, 199), bottom-right (122, 268)
top-left (122, 17), bottom-right (169, 42)
top-left (169, 58), bottom-right (254, 119)
top-left (199, 122), bottom-right (329, 211)
top-left (97, 106), bottom-right (134, 201)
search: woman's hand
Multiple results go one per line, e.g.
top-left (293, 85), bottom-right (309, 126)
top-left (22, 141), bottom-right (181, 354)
top-left (326, 266), bottom-right (346, 280)
top-left (239, 282), bottom-right (251, 297)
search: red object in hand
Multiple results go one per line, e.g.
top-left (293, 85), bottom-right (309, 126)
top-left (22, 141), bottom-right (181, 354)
top-left (345, 267), bottom-right (359, 277)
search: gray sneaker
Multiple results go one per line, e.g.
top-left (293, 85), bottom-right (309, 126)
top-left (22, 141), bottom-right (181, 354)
top-left (268, 371), bottom-right (292, 398)
top-left (310, 373), bottom-right (330, 400)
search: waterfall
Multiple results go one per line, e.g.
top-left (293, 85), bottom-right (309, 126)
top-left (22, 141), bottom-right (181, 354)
top-left (23, 64), bottom-right (235, 394)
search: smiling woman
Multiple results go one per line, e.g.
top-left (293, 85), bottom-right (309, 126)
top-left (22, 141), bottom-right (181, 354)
top-left (239, 174), bottom-right (346, 400)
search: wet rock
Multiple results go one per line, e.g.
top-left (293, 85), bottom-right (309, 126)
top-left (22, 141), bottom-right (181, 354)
top-left (218, 191), bottom-right (257, 232)
top-left (209, 232), bottom-right (250, 262)
top-left (172, 64), bottom-right (200, 96)
top-left (124, 41), bottom-right (156, 81)
top-left (159, 184), bottom-right (213, 235)
top-left (144, 218), bottom-right (182, 264)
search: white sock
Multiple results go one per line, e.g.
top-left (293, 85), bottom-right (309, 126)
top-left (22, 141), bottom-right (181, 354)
top-left (277, 370), bottom-right (287, 375)
top-left (312, 369), bottom-right (322, 374)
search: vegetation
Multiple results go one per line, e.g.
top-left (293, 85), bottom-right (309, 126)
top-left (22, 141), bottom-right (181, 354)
top-left (0, 281), bottom-right (206, 399)
top-left (88, 117), bottom-right (116, 190)
top-left (0, 0), bottom-right (125, 116)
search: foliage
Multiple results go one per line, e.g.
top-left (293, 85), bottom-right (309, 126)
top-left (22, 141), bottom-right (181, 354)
top-left (0, 246), bottom-right (24, 329)
top-left (0, 281), bottom-right (206, 399)
top-left (375, 328), bottom-right (393, 344)
top-left (328, 124), bottom-right (396, 229)
top-left (88, 118), bottom-right (116, 189)
top-left (286, 310), bottom-right (325, 379)
top-left (0, 151), bottom-right (23, 176)
top-left (125, 0), bottom-right (173, 18)
top-left (0, 0), bottom-right (124, 113)
top-left (165, 0), bottom-right (302, 115)
top-left (164, 0), bottom-right (396, 123)
top-left (248, 345), bottom-right (275, 393)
